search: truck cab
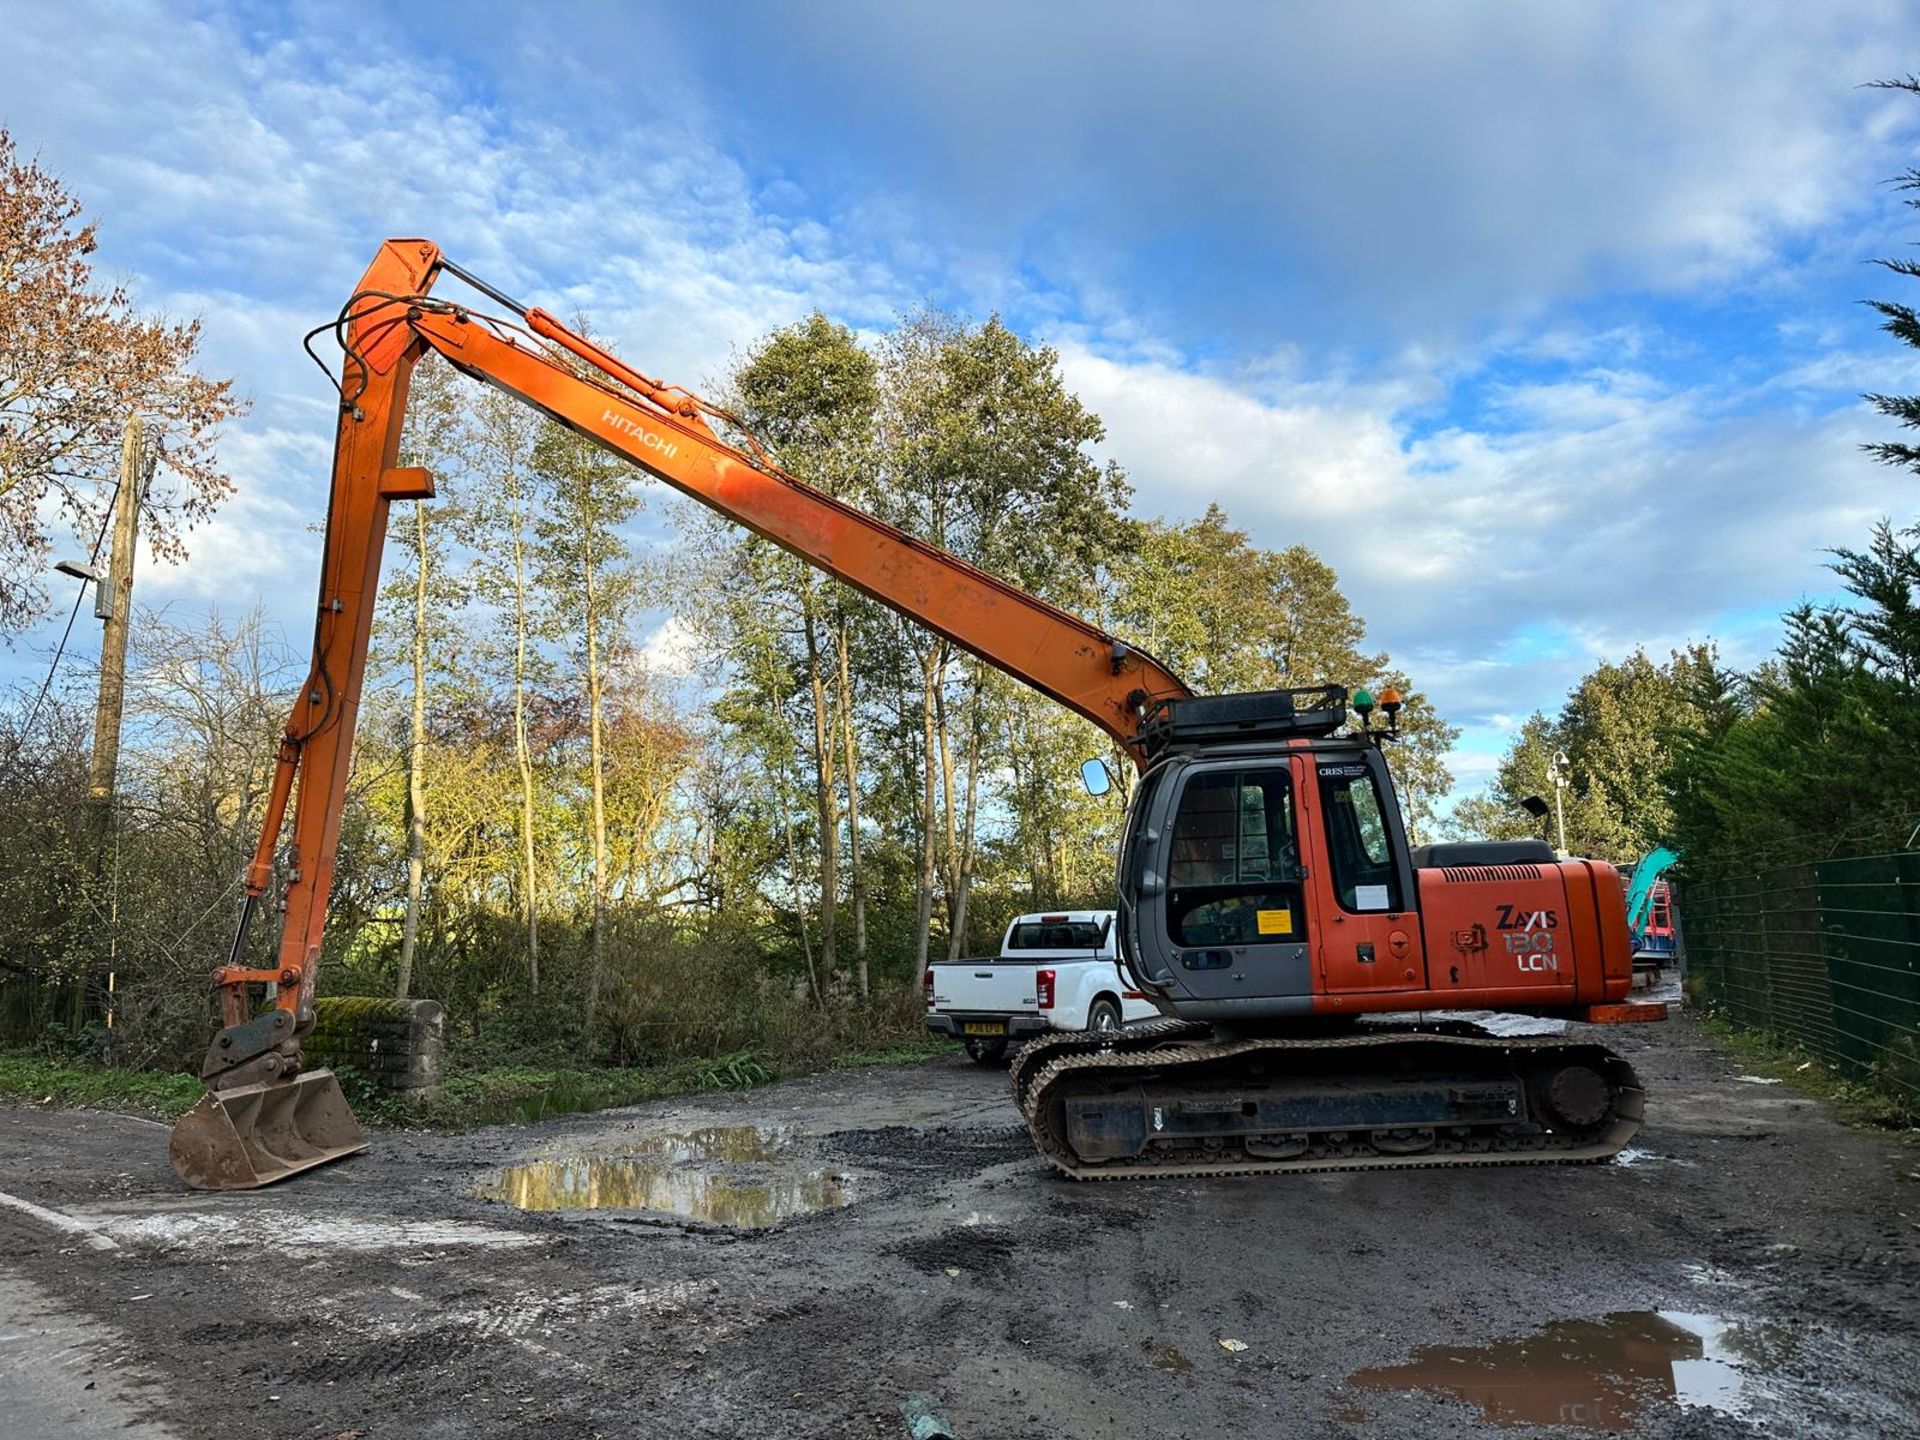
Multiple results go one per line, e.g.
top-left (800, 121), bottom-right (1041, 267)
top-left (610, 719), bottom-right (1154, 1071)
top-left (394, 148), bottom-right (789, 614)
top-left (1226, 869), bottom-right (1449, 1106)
top-left (924, 910), bottom-right (1158, 1064)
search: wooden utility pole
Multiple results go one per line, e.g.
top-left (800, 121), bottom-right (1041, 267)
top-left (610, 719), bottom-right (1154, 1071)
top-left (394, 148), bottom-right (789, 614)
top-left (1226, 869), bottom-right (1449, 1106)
top-left (86, 416), bottom-right (151, 836)
top-left (77, 417), bottom-right (151, 1037)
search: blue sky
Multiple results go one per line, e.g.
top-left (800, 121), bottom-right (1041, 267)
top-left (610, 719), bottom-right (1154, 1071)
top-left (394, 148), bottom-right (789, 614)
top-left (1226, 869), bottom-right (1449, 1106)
top-left (6, 1), bottom-right (1920, 802)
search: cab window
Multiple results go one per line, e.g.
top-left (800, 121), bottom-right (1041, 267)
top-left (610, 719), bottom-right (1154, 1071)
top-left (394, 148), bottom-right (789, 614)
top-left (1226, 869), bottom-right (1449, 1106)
top-left (1316, 762), bottom-right (1401, 912)
top-left (1164, 767), bottom-right (1303, 947)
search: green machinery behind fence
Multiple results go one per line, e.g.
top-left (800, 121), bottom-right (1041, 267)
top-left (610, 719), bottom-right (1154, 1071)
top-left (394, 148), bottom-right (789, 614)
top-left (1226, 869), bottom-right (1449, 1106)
top-left (1682, 852), bottom-right (1920, 1110)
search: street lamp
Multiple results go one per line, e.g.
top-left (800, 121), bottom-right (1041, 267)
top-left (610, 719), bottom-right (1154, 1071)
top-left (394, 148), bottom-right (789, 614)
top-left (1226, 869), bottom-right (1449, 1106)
top-left (1548, 749), bottom-right (1570, 857)
top-left (54, 559), bottom-right (113, 621)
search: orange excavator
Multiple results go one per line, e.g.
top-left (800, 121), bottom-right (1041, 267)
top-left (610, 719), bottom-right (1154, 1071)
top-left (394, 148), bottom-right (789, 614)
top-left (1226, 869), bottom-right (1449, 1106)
top-left (167, 239), bottom-right (1665, 1190)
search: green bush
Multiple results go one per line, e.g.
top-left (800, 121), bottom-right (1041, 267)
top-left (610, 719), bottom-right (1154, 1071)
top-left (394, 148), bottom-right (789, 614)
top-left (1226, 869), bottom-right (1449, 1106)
top-left (0, 1054), bottom-right (202, 1118)
top-left (694, 1050), bottom-right (778, 1091)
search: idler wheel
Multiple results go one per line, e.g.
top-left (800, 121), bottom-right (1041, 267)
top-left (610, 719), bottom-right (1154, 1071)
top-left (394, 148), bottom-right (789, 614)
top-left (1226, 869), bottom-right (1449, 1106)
top-left (1543, 1064), bottom-right (1610, 1128)
top-left (1245, 1133), bottom-right (1308, 1160)
top-left (1369, 1127), bottom-right (1436, 1155)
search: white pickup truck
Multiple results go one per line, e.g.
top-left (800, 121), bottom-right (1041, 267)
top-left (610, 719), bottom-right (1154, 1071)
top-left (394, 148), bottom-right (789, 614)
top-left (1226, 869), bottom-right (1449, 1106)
top-left (923, 910), bottom-right (1161, 1063)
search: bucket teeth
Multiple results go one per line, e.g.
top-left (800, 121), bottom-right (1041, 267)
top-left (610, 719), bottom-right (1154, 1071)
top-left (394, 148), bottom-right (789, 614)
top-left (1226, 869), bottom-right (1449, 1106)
top-left (168, 1068), bottom-right (368, 1191)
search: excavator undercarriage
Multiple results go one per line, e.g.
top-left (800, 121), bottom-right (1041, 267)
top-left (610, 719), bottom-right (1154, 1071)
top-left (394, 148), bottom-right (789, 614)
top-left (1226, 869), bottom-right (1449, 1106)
top-left (1012, 1022), bottom-right (1644, 1180)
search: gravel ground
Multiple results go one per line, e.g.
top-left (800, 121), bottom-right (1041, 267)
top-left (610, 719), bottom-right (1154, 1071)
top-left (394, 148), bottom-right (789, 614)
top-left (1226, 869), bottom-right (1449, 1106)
top-left (1, 1011), bottom-right (1917, 1439)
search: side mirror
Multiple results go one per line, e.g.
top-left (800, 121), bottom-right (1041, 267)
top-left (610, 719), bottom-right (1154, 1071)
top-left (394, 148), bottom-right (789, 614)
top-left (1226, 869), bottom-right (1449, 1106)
top-left (1079, 758), bottom-right (1113, 796)
top-left (1520, 795), bottom-right (1550, 818)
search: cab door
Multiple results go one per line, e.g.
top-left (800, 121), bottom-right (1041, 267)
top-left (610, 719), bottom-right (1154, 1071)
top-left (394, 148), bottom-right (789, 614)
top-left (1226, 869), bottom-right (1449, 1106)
top-left (1301, 755), bottom-right (1426, 994)
top-left (1140, 760), bottom-right (1313, 1003)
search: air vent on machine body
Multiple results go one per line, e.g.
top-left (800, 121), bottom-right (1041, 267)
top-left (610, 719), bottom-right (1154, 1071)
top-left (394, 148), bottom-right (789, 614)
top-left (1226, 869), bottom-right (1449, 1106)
top-left (1440, 864), bottom-right (1547, 884)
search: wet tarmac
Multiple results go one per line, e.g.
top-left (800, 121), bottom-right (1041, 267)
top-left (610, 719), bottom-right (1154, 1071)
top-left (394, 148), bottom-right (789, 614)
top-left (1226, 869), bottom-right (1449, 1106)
top-left (2, 1013), bottom-right (1917, 1439)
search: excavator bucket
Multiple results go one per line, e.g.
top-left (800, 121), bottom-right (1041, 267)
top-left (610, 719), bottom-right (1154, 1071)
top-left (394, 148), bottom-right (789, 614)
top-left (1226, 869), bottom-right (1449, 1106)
top-left (168, 1069), bottom-right (367, 1190)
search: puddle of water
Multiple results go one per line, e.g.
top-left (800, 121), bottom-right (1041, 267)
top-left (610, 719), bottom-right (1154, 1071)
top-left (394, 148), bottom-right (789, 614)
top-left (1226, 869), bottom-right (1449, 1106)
top-left (1140, 1337), bottom-right (1194, 1374)
top-left (481, 1125), bottom-right (851, 1228)
top-left (621, 1123), bottom-right (795, 1163)
top-left (1349, 1311), bottom-right (1781, 1431)
top-left (1612, 1147), bottom-right (1696, 1169)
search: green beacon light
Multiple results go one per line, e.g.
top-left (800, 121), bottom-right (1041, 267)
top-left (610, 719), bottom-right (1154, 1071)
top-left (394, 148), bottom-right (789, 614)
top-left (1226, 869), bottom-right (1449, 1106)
top-left (1352, 688), bottom-right (1376, 728)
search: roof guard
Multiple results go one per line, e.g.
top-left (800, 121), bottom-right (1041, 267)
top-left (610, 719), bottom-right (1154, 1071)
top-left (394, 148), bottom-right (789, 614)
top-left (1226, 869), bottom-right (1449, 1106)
top-left (1136, 685), bottom-right (1349, 757)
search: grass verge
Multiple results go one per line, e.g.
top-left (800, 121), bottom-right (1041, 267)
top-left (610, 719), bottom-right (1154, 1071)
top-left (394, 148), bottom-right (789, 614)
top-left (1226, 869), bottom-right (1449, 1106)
top-left (828, 1034), bottom-right (948, 1070)
top-left (0, 1054), bottom-right (203, 1120)
top-left (364, 1056), bottom-right (760, 1129)
top-left (2, 1035), bottom-right (949, 1132)
top-left (1698, 1016), bottom-right (1918, 1131)
top-left (374, 1036), bottom-right (945, 1130)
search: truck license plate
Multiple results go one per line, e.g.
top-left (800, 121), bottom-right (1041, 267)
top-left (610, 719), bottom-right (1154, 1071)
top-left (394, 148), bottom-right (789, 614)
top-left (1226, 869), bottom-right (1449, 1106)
top-left (963, 1022), bottom-right (1005, 1036)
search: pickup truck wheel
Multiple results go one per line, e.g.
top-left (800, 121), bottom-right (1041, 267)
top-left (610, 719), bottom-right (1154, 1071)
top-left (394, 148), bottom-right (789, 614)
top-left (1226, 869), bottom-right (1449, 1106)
top-left (1086, 997), bottom-right (1123, 1035)
top-left (964, 1037), bottom-right (1009, 1065)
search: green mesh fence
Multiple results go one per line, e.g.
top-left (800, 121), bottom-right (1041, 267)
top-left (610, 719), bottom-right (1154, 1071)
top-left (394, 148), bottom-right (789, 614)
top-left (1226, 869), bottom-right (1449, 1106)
top-left (1681, 852), bottom-right (1920, 1109)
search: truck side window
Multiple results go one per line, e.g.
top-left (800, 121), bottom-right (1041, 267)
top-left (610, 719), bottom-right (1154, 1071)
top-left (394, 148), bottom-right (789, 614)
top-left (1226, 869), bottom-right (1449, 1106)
top-left (1165, 767), bottom-right (1302, 947)
top-left (1316, 764), bottom-right (1401, 912)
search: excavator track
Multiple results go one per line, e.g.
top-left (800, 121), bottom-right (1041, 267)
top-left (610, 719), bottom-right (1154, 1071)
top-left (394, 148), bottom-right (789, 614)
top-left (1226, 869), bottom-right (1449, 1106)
top-left (1008, 1017), bottom-right (1211, 1115)
top-left (1017, 1026), bottom-right (1643, 1181)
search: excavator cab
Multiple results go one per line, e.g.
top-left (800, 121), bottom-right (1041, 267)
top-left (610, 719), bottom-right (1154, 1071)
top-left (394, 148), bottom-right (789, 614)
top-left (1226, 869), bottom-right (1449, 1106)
top-left (1113, 686), bottom-right (1413, 1017)
top-left (1128, 757), bottom-right (1314, 1009)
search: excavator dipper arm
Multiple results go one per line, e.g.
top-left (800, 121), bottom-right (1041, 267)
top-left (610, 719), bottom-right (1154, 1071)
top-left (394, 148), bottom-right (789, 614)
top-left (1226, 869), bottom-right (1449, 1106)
top-left (169, 238), bottom-right (1187, 1189)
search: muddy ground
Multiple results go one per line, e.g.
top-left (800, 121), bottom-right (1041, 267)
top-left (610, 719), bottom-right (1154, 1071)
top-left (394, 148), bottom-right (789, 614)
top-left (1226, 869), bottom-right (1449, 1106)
top-left (2, 1011), bottom-right (1918, 1439)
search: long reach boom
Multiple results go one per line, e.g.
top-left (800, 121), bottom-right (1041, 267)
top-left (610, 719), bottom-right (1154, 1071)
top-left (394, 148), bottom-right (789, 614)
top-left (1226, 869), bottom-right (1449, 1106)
top-left (168, 239), bottom-right (1187, 1188)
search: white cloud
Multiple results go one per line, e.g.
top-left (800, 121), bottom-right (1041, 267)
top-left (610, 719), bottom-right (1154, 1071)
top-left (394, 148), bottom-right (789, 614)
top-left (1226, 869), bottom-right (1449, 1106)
top-left (134, 482), bottom-right (308, 601)
top-left (1064, 340), bottom-right (1896, 750)
top-left (0, 0), bottom-right (929, 672)
top-left (639, 615), bottom-right (699, 678)
top-left (6, 1), bottom-right (1917, 810)
top-left (684, 2), bottom-right (1920, 338)
top-left (1444, 748), bottom-right (1505, 786)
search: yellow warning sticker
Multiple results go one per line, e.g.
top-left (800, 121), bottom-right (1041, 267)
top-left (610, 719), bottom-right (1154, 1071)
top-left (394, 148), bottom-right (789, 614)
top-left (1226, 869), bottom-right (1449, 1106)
top-left (1257, 908), bottom-right (1293, 936)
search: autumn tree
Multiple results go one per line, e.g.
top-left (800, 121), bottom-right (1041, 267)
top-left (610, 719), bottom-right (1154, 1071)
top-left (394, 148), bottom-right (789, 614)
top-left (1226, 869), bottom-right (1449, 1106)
top-left (464, 384), bottom-right (551, 989)
top-left (370, 356), bottom-right (477, 998)
top-left (1112, 505), bottom-right (1456, 838)
top-left (1451, 646), bottom-right (1713, 862)
top-left (993, 672), bottom-right (1124, 907)
top-left (598, 663), bottom-right (700, 909)
top-left (874, 312), bottom-right (1133, 980)
top-left (717, 314), bottom-right (880, 993)
top-left (1559, 650), bottom-right (1696, 859)
top-left (0, 130), bottom-right (242, 632)
top-left (531, 390), bottom-right (643, 1024)
top-left (114, 608), bottom-right (305, 1058)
